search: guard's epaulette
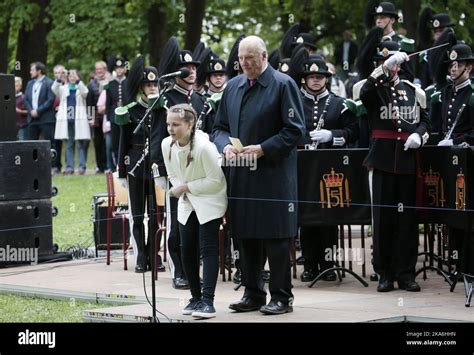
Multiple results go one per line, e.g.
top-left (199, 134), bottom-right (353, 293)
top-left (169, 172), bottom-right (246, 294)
top-left (402, 80), bottom-right (426, 109)
top-left (355, 100), bottom-right (367, 116)
top-left (342, 98), bottom-right (358, 116)
top-left (125, 101), bottom-right (137, 110)
top-left (424, 84), bottom-right (436, 106)
top-left (470, 84), bottom-right (474, 107)
top-left (352, 79), bottom-right (367, 101)
top-left (114, 101), bottom-right (137, 125)
top-left (431, 90), bottom-right (441, 104)
top-left (208, 91), bottom-right (223, 112)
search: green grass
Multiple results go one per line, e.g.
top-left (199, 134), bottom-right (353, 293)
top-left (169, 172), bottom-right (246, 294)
top-left (52, 174), bottom-right (106, 250)
top-left (0, 294), bottom-right (109, 322)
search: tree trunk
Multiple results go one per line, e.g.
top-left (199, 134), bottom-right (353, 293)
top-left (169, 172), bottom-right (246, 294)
top-left (184, 0), bottom-right (206, 50)
top-left (401, 0), bottom-right (421, 43)
top-left (15, 0), bottom-right (51, 83)
top-left (0, 16), bottom-right (10, 73)
top-left (148, 1), bottom-right (169, 67)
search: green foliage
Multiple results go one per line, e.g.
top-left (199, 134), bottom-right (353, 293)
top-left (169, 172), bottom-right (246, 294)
top-left (52, 172), bottom-right (105, 250)
top-left (47, 0), bottom-right (146, 75)
top-left (1, 0), bottom-right (473, 81)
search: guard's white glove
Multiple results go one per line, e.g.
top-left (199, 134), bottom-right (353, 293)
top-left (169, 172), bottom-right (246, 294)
top-left (384, 52), bottom-right (409, 70)
top-left (404, 133), bottom-right (421, 151)
top-left (438, 139), bottom-right (454, 147)
top-left (154, 176), bottom-right (167, 189)
top-left (117, 178), bottom-right (128, 189)
top-left (310, 129), bottom-right (333, 143)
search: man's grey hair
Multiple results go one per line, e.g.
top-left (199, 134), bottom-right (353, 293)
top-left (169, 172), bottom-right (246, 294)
top-left (240, 35), bottom-right (267, 55)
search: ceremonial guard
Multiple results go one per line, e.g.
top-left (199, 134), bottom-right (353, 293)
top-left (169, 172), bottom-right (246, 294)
top-left (369, 2), bottom-right (415, 81)
top-left (195, 51), bottom-right (228, 134)
top-left (418, 9), bottom-right (456, 89)
top-left (431, 43), bottom-right (474, 274)
top-left (358, 40), bottom-right (431, 292)
top-left (116, 55), bottom-right (162, 273)
top-left (105, 56), bottom-right (128, 168)
top-left (151, 37), bottom-right (206, 289)
top-left (291, 49), bottom-right (358, 282)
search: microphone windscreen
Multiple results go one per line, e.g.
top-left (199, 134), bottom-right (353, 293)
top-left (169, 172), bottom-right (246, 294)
top-left (179, 68), bottom-right (191, 78)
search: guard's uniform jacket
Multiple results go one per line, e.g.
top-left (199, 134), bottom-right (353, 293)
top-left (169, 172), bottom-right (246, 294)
top-left (299, 88), bottom-right (358, 147)
top-left (430, 79), bottom-right (474, 145)
top-left (117, 99), bottom-right (157, 179)
top-left (150, 84), bottom-right (205, 176)
top-left (359, 65), bottom-right (431, 174)
top-left (105, 77), bottom-right (128, 164)
top-left (116, 98), bottom-right (160, 270)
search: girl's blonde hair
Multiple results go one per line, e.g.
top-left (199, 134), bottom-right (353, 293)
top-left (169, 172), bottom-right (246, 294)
top-left (168, 103), bottom-right (198, 167)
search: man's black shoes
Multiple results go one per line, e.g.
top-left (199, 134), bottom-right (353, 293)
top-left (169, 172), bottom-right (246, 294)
top-left (398, 280), bottom-right (421, 292)
top-left (260, 300), bottom-right (293, 315)
top-left (377, 279), bottom-right (394, 292)
top-left (229, 297), bottom-right (266, 312)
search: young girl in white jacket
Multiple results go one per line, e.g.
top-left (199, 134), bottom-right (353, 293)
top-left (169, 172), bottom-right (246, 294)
top-left (162, 103), bottom-right (227, 319)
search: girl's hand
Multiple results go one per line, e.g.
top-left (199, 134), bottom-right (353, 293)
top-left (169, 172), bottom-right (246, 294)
top-left (169, 184), bottom-right (189, 198)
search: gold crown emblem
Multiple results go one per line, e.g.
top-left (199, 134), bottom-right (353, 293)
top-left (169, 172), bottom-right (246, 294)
top-left (296, 36), bottom-right (304, 44)
top-left (323, 168), bottom-right (344, 188)
top-left (310, 63), bottom-right (319, 72)
top-left (184, 53), bottom-right (193, 62)
top-left (432, 19), bottom-right (440, 28)
top-left (382, 47), bottom-right (389, 57)
top-left (456, 171), bottom-right (465, 187)
top-left (281, 63), bottom-right (289, 72)
top-left (214, 62), bottom-right (223, 71)
top-left (147, 72), bottom-right (156, 81)
top-left (376, 5), bottom-right (383, 13)
top-left (449, 50), bottom-right (458, 61)
top-left (424, 168), bottom-right (440, 186)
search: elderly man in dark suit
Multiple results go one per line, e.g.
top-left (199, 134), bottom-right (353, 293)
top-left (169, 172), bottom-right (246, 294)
top-left (24, 62), bottom-right (58, 169)
top-left (213, 35), bottom-right (305, 315)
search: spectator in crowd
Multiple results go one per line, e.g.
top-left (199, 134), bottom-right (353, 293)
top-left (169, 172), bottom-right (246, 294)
top-left (87, 61), bottom-right (111, 173)
top-left (327, 62), bottom-right (347, 98)
top-left (52, 69), bottom-right (90, 175)
top-left (24, 62), bottom-right (59, 171)
top-left (15, 76), bottom-right (28, 141)
top-left (334, 30), bottom-right (358, 80)
top-left (52, 64), bottom-right (68, 173)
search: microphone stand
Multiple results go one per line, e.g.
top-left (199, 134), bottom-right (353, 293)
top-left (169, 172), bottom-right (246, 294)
top-left (130, 78), bottom-right (174, 323)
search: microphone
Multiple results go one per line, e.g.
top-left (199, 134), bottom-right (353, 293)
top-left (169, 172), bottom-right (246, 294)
top-left (159, 69), bottom-right (191, 80)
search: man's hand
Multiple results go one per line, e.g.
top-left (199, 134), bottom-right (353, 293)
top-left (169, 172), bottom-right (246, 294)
top-left (310, 129), bottom-right (333, 143)
top-left (31, 110), bottom-right (39, 118)
top-left (223, 144), bottom-right (239, 160)
top-left (240, 144), bottom-right (264, 159)
top-left (438, 139), bottom-right (454, 147)
top-left (169, 184), bottom-right (188, 198)
top-left (404, 133), bottom-right (421, 151)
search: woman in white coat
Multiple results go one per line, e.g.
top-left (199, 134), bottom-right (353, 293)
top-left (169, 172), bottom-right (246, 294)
top-left (52, 69), bottom-right (90, 174)
top-left (162, 103), bottom-right (227, 319)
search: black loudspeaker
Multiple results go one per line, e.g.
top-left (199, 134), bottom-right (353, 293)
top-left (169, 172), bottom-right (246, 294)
top-left (0, 141), bottom-right (52, 201)
top-left (0, 199), bottom-right (53, 265)
top-left (92, 196), bottom-right (130, 250)
top-left (0, 74), bottom-right (17, 141)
